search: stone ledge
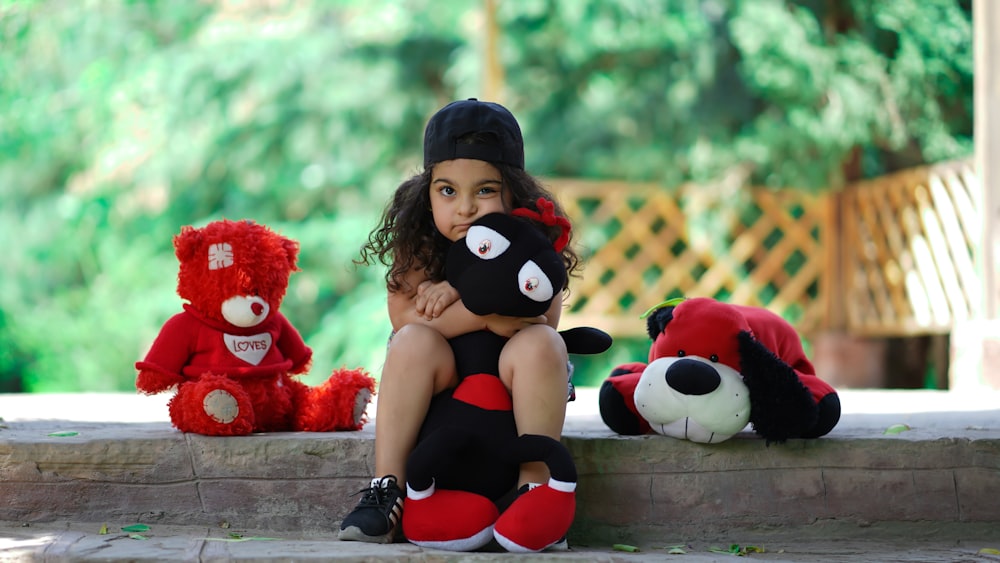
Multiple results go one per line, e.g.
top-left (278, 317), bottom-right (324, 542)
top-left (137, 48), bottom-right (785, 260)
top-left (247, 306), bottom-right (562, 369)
top-left (1, 389), bottom-right (999, 545)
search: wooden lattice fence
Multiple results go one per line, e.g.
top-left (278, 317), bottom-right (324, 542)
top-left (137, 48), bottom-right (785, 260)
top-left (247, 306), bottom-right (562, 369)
top-left (548, 157), bottom-right (977, 340)
top-left (839, 159), bottom-right (979, 336)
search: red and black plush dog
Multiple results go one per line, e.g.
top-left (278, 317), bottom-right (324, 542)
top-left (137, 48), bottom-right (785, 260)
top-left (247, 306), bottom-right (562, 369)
top-left (401, 199), bottom-right (611, 552)
top-left (599, 297), bottom-right (840, 444)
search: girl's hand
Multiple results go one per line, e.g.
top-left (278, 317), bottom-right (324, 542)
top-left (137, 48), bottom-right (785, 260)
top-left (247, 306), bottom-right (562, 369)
top-left (415, 280), bottom-right (460, 320)
top-left (483, 314), bottom-right (548, 338)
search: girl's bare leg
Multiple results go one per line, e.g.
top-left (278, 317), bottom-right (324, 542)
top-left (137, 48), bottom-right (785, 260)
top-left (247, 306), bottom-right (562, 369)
top-left (499, 324), bottom-right (569, 487)
top-left (340, 324), bottom-right (458, 543)
top-left (374, 323), bottom-right (458, 482)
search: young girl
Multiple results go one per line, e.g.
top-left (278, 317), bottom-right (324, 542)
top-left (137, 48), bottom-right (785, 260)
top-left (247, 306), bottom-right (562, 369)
top-left (340, 99), bottom-right (581, 544)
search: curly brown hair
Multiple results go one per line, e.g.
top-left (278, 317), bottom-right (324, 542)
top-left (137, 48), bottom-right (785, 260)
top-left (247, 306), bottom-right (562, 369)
top-left (356, 162), bottom-right (581, 294)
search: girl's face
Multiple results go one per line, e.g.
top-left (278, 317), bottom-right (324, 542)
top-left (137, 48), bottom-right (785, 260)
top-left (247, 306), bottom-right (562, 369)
top-left (429, 158), bottom-right (512, 242)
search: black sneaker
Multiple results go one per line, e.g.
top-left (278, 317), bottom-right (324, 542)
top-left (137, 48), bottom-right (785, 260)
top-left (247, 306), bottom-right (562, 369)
top-left (338, 475), bottom-right (404, 543)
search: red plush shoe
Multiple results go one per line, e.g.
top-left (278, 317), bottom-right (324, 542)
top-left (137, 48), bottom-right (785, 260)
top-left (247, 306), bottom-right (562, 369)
top-left (493, 479), bottom-right (576, 553)
top-left (401, 483), bottom-right (499, 552)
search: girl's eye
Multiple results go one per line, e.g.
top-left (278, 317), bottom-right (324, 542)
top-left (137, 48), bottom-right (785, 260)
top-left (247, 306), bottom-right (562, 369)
top-left (440, 186), bottom-right (456, 196)
top-left (464, 225), bottom-right (510, 259)
top-left (677, 350), bottom-right (686, 357)
top-left (710, 354), bottom-right (719, 362)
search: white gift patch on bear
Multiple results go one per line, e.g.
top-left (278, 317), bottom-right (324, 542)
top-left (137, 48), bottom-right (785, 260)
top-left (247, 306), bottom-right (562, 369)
top-left (208, 242), bottom-right (234, 270)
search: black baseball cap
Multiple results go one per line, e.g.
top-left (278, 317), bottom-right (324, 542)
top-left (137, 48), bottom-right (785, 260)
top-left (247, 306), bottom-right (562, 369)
top-left (423, 98), bottom-right (524, 169)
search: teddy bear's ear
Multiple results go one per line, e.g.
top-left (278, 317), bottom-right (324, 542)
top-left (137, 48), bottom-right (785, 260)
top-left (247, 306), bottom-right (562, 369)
top-left (173, 225), bottom-right (202, 263)
top-left (282, 237), bottom-right (300, 271)
top-left (645, 306), bottom-right (676, 341)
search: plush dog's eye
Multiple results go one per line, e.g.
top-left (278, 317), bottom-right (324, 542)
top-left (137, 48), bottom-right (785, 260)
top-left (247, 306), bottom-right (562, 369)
top-left (465, 225), bottom-right (510, 260)
top-left (710, 354), bottom-right (719, 362)
top-left (677, 350), bottom-right (686, 357)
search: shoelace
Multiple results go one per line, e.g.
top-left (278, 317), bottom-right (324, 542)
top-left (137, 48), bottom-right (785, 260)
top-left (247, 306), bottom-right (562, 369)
top-left (353, 476), bottom-right (398, 507)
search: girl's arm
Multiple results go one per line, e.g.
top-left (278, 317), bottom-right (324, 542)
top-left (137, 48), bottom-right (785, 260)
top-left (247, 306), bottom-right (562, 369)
top-left (481, 292), bottom-right (563, 337)
top-left (387, 267), bottom-right (554, 339)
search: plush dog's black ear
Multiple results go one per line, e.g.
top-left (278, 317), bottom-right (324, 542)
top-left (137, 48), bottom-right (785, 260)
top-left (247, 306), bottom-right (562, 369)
top-left (645, 306), bottom-right (676, 341)
top-left (738, 331), bottom-right (819, 444)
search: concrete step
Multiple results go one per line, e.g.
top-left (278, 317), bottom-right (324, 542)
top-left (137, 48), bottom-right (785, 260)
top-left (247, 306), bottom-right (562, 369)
top-left (1, 388), bottom-right (999, 561)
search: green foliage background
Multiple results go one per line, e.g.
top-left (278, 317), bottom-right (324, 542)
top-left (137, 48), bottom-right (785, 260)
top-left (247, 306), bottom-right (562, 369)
top-left (0, 0), bottom-right (972, 392)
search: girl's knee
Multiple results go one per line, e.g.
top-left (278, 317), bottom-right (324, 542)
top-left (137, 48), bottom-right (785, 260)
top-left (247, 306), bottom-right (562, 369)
top-left (511, 325), bottom-right (566, 356)
top-left (384, 324), bottom-right (456, 389)
top-left (388, 324), bottom-right (448, 356)
top-left (501, 325), bottom-right (568, 375)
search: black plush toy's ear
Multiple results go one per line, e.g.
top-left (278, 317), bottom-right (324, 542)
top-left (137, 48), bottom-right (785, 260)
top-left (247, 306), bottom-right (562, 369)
top-left (645, 306), bottom-right (676, 341)
top-left (738, 331), bottom-right (819, 444)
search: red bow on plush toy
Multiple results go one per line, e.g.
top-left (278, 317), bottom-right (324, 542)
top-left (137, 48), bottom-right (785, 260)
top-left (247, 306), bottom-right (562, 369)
top-left (135, 219), bottom-right (376, 436)
top-left (599, 297), bottom-right (840, 444)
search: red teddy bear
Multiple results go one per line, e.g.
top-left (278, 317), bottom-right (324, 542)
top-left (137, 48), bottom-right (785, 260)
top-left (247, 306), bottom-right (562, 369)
top-left (135, 219), bottom-right (376, 436)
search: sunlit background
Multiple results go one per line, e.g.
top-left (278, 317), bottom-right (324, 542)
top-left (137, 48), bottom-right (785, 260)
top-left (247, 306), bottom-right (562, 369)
top-left (0, 0), bottom-right (973, 393)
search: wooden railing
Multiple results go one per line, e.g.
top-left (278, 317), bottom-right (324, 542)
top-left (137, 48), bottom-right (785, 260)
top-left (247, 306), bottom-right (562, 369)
top-left (838, 159), bottom-right (979, 336)
top-left (548, 157), bottom-right (977, 339)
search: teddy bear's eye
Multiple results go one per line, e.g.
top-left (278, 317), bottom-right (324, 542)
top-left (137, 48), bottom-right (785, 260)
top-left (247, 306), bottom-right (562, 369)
top-left (465, 225), bottom-right (511, 260)
top-left (710, 354), bottom-right (719, 362)
top-left (677, 350), bottom-right (685, 357)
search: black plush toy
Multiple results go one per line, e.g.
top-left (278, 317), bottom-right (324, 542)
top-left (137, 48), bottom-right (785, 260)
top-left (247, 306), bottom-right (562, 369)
top-left (401, 198), bottom-right (611, 552)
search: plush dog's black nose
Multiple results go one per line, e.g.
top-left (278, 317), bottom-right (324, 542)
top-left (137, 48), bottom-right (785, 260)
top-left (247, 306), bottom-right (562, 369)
top-left (664, 359), bottom-right (721, 396)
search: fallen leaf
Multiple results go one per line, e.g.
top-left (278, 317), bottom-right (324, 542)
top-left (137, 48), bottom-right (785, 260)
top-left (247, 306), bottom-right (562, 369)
top-left (121, 524), bottom-right (150, 533)
top-left (47, 431), bottom-right (79, 437)
top-left (613, 543), bottom-right (640, 552)
top-left (883, 424), bottom-right (912, 435)
top-left (667, 546), bottom-right (687, 554)
top-left (128, 534), bottom-right (148, 540)
top-left (980, 548), bottom-right (1000, 555)
top-left (98, 524), bottom-right (108, 535)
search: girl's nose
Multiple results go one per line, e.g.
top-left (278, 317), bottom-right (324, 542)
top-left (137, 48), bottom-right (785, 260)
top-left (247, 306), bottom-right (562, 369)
top-left (458, 196), bottom-right (477, 215)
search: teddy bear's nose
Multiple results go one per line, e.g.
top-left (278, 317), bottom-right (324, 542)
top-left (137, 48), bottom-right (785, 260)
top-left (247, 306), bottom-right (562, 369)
top-left (251, 302), bottom-right (265, 316)
top-left (664, 359), bottom-right (721, 396)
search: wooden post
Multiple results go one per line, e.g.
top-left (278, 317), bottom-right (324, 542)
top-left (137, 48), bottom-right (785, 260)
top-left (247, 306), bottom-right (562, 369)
top-left (976, 0), bottom-right (1000, 317)
top-left (951, 0), bottom-right (1000, 390)
top-left (482, 0), bottom-right (505, 103)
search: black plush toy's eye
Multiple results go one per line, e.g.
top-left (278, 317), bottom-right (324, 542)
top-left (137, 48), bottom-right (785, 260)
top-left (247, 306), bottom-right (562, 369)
top-left (710, 354), bottom-right (719, 362)
top-left (465, 225), bottom-right (510, 260)
top-left (677, 350), bottom-right (686, 357)
top-left (518, 260), bottom-right (554, 302)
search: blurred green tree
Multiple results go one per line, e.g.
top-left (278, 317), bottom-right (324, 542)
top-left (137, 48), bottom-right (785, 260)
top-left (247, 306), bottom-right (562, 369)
top-left (0, 0), bottom-right (972, 391)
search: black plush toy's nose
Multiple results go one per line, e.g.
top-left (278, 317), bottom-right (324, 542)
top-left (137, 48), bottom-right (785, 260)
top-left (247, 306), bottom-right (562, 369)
top-left (664, 359), bottom-right (721, 396)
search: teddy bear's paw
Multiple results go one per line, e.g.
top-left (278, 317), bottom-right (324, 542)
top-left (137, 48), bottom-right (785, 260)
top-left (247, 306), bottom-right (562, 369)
top-left (402, 486), bottom-right (498, 552)
top-left (169, 375), bottom-right (255, 436)
top-left (291, 368), bottom-right (376, 432)
top-left (135, 370), bottom-right (184, 395)
top-left (493, 480), bottom-right (575, 553)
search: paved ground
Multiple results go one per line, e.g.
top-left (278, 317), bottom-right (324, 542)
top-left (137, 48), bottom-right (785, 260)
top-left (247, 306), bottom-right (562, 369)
top-left (1, 519), bottom-right (998, 562)
top-left (2, 388), bottom-right (999, 562)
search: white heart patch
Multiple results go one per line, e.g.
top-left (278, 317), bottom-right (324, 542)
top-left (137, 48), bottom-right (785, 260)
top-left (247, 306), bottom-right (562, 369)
top-left (224, 333), bottom-right (272, 366)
